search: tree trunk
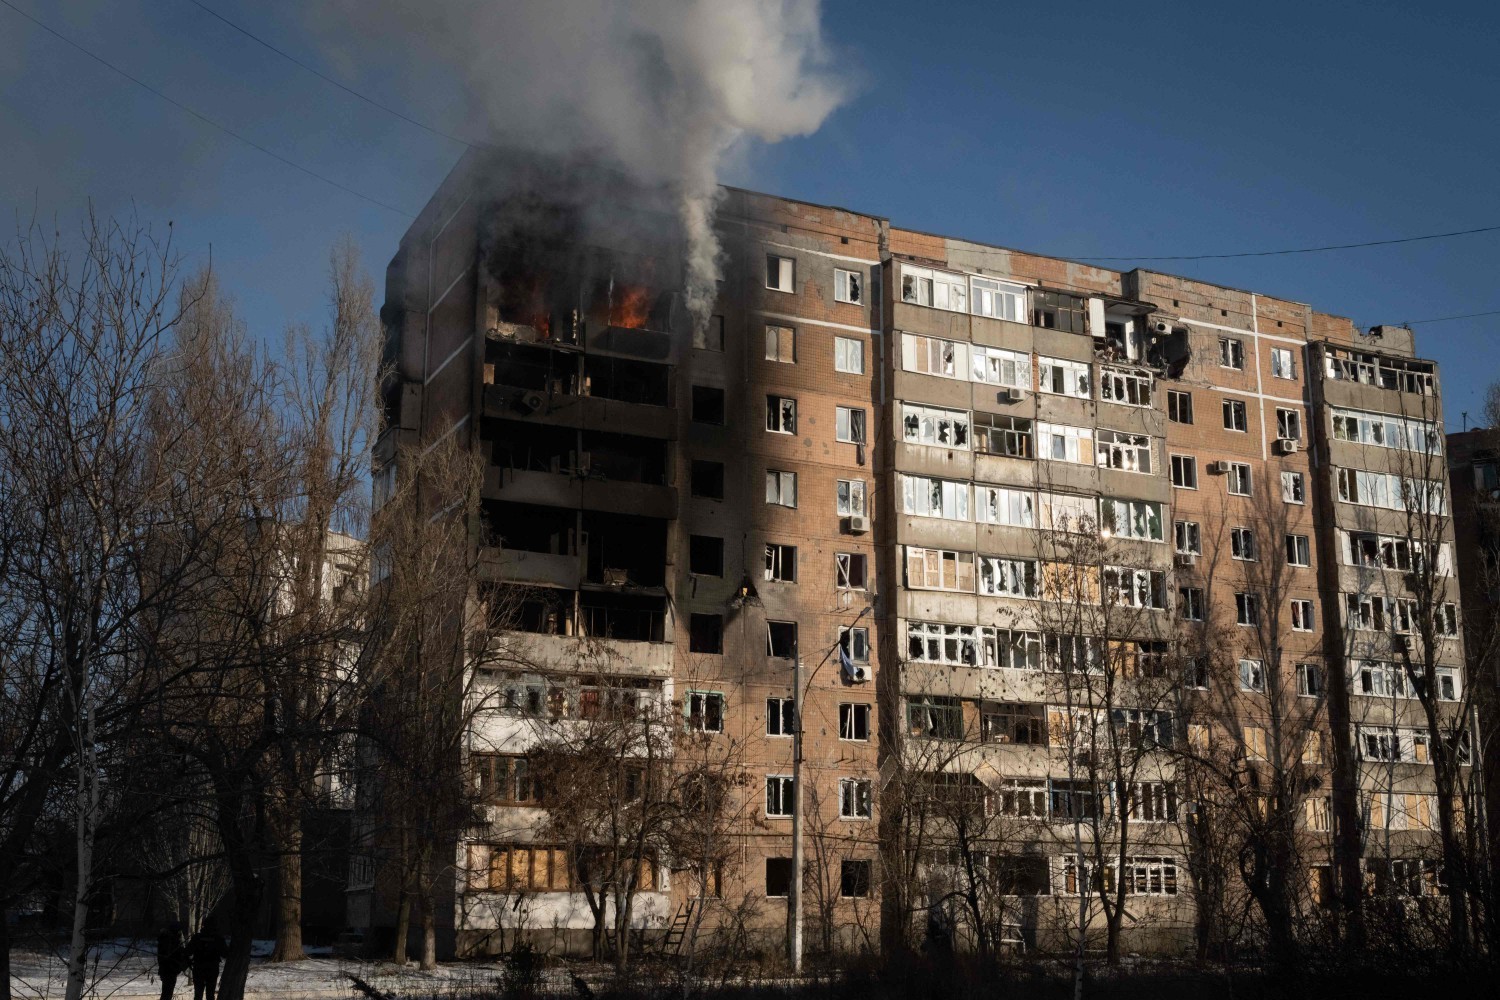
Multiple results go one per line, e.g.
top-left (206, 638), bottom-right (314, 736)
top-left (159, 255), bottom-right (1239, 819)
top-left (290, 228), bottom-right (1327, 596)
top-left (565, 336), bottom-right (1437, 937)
top-left (269, 806), bottom-right (305, 962)
top-left (64, 697), bottom-right (103, 1000)
top-left (2, 913), bottom-right (13, 1000)
top-left (420, 895), bottom-right (438, 971)
top-left (218, 872), bottom-right (262, 1000)
top-left (393, 889), bottom-right (412, 965)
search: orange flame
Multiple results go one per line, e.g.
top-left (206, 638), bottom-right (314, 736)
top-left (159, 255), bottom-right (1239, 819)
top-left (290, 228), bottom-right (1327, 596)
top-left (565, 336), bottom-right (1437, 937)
top-left (609, 285), bottom-right (652, 329)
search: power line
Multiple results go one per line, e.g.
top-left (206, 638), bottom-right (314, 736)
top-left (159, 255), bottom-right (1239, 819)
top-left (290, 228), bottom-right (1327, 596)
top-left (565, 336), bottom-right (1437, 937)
top-left (0, 0), bottom-right (416, 219)
top-left (1067, 224), bottom-right (1500, 262)
top-left (185, 0), bottom-right (486, 151)
top-left (1401, 309), bottom-right (1500, 326)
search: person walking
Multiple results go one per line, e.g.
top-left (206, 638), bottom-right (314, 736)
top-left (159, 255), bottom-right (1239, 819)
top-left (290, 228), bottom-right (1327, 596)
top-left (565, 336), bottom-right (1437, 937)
top-left (187, 927), bottom-right (226, 1000)
top-left (156, 923), bottom-right (185, 1000)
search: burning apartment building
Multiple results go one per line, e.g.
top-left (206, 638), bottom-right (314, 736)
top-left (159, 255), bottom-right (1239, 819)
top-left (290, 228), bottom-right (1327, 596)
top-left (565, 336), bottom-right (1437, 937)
top-left (349, 149), bottom-right (1474, 959)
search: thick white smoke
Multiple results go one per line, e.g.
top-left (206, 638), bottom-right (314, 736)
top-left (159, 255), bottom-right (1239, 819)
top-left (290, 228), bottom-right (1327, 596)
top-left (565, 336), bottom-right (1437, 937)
top-left (318, 0), bottom-right (851, 331)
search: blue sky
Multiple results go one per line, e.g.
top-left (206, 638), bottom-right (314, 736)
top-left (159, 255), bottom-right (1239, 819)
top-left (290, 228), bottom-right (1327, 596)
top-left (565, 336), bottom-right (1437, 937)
top-left (3, 1), bottom-right (1497, 425)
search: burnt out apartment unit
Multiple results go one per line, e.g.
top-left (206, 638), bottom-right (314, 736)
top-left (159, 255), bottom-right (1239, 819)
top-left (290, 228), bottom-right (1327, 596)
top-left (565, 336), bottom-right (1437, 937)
top-left (354, 149), bottom-right (1472, 957)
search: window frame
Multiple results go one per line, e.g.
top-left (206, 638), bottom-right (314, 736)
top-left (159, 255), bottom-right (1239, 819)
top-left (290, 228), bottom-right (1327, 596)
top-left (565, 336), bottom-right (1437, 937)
top-left (1167, 390), bottom-right (1194, 424)
top-left (839, 778), bottom-right (873, 820)
top-left (765, 469), bottom-right (797, 508)
top-left (1227, 462), bottom-right (1252, 497)
top-left (1170, 454), bottom-right (1198, 490)
top-left (834, 268), bottom-right (864, 305)
top-left (834, 335), bottom-right (866, 374)
top-left (764, 324), bottom-right (796, 363)
top-left (1219, 337), bottom-right (1245, 370)
top-left (1222, 397), bottom-right (1249, 432)
top-left (766, 254), bottom-right (795, 293)
top-left (765, 394), bottom-right (797, 434)
top-left (835, 405), bottom-right (867, 445)
top-left (765, 775), bottom-right (795, 818)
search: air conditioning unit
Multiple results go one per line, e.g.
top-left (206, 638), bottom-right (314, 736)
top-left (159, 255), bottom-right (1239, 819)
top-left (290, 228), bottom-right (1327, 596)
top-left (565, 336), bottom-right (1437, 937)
top-left (1209, 460), bottom-right (1232, 474)
top-left (999, 387), bottom-right (1027, 404)
top-left (1397, 635), bottom-right (1415, 655)
top-left (1175, 552), bottom-right (1198, 568)
top-left (843, 662), bottom-right (869, 684)
top-left (1275, 438), bottom-right (1300, 455)
top-left (1151, 319), bottom-right (1174, 335)
top-left (518, 390), bottom-right (546, 414)
top-left (843, 515), bottom-right (871, 535)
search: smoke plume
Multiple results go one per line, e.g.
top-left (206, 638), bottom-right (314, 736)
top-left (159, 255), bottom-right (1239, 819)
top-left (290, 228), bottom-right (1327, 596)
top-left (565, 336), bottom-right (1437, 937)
top-left (318, 1), bottom-right (851, 332)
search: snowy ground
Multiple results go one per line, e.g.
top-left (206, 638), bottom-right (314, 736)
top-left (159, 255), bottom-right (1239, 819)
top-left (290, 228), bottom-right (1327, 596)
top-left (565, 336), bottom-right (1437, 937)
top-left (8, 940), bottom-right (521, 999)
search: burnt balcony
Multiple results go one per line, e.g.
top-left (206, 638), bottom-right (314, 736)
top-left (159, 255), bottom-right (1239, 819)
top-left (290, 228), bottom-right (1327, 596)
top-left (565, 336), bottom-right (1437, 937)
top-left (482, 426), bottom-right (675, 518)
top-left (483, 342), bottom-right (675, 439)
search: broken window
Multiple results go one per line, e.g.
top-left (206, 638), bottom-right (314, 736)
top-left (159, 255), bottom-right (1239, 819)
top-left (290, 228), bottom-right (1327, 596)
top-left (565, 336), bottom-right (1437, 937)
top-left (840, 626), bottom-right (870, 663)
top-left (834, 268), bottom-right (863, 305)
top-left (1271, 347), bottom-right (1297, 379)
top-left (764, 324), bottom-right (796, 363)
top-left (836, 479), bottom-right (866, 516)
top-left (1286, 533), bottom-right (1310, 566)
top-left (905, 547), bottom-right (975, 592)
top-left (691, 460), bottom-right (725, 499)
top-left (1102, 566), bottom-right (1166, 609)
top-left (1170, 454), bottom-right (1198, 489)
top-left (907, 695), bottom-right (964, 739)
top-left (690, 385), bottom-right (725, 425)
top-left (900, 263), bottom-right (966, 311)
top-left (975, 486), bottom-right (1034, 526)
top-left (1174, 519), bottom-right (1201, 554)
top-left (1102, 498), bottom-right (1163, 542)
top-left (840, 859), bottom-right (872, 898)
top-left (902, 403), bottom-right (970, 448)
top-left (839, 703), bottom-right (871, 741)
top-left (765, 395), bottom-right (797, 434)
top-left (1291, 599), bottom-right (1315, 631)
top-left (836, 406), bottom-right (867, 444)
top-left (765, 697), bottom-right (796, 737)
top-left (971, 344), bottom-right (1031, 386)
top-left (977, 556), bottom-right (1038, 598)
top-left (766, 620), bottom-right (797, 658)
top-left (764, 543), bottom-right (796, 583)
top-left (1222, 397), bottom-right (1248, 431)
top-left (901, 475), bottom-right (969, 520)
top-left (1167, 390), bottom-right (1193, 424)
top-left (1099, 366), bottom-right (1153, 406)
top-left (765, 469), bottom-right (797, 507)
top-left (1331, 406), bottom-right (1441, 454)
top-left (1123, 782), bottom-right (1178, 822)
top-left (1095, 430), bottom-right (1153, 473)
top-left (839, 778), bottom-right (872, 819)
top-left (971, 275), bottom-right (1026, 321)
top-left (1231, 526), bottom-right (1257, 561)
top-left (685, 691), bottom-right (725, 733)
top-left (981, 702), bottom-right (1046, 745)
top-left (473, 753), bottom-right (542, 805)
top-left (1037, 422), bottom-right (1093, 463)
top-left (1281, 471), bottom-right (1306, 504)
top-left (1239, 658), bottom-right (1266, 692)
top-left (689, 535), bottom-right (723, 576)
top-left (766, 254), bottom-right (795, 292)
top-left (765, 857), bottom-right (793, 896)
top-left (834, 336), bottom-right (865, 374)
top-left (1038, 356), bottom-right (1090, 397)
top-left (835, 552), bottom-right (868, 589)
top-left (1242, 725), bottom-right (1268, 760)
top-left (1276, 407), bottom-right (1302, 440)
top-left (1179, 587), bottom-right (1204, 621)
top-left (1236, 594), bottom-right (1260, 627)
top-left (1297, 663), bottom-right (1323, 698)
top-left (902, 333), bottom-right (965, 377)
top-left (1219, 337), bottom-right (1244, 369)
top-left (765, 776), bottom-right (795, 817)
top-left (688, 614), bottom-right (723, 654)
top-left (1227, 462), bottom-right (1252, 496)
top-left (1050, 782), bottom-right (1100, 821)
top-left (994, 780), bottom-right (1048, 819)
top-left (1039, 492), bottom-right (1095, 533)
top-left (1031, 290), bottom-right (1086, 333)
top-left (973, 412), bottom-right (1033, 456)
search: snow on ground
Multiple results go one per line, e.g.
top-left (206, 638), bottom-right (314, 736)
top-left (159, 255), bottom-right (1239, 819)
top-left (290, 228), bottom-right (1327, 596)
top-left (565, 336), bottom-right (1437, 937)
top-left (8, 940), bottom-right (516, 999)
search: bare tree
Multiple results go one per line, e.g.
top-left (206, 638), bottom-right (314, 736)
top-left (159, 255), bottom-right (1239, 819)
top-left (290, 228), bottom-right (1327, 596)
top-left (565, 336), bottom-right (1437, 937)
top-left (360, 432), bottom-right (524, 969)
top-left (0, 212), bottom-right (186, 1000)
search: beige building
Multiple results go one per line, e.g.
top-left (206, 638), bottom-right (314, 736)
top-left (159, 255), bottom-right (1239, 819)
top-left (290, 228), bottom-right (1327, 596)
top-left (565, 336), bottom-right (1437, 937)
top-left (351, 150), bottom-right (1471, 958)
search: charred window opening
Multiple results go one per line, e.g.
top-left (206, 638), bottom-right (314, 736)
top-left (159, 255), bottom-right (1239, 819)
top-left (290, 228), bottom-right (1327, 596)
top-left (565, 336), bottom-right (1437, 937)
top-left (690, 535), bottom-right (724, 577)
top-left (690, 460), bottom-right (724, 500)
top-left (692, 385), bottom-right (725, 425)
top-left (579, 591), bottom-right (666, 642)
top-left (582, 355), bottom-right (671, 406)
top-left (482, 420), bottom-right (667, 486)
top-left (480, 501), bottom-right (577, 555)
top-left (583, 512), bottom-right (667, 588)
top-left (689, 613), bottom-right (723, 654)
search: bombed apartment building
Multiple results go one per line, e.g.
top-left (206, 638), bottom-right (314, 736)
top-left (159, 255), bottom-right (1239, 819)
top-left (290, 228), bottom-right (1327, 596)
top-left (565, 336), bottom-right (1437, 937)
top-left (351, 149), bottom-right (1474, 959)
